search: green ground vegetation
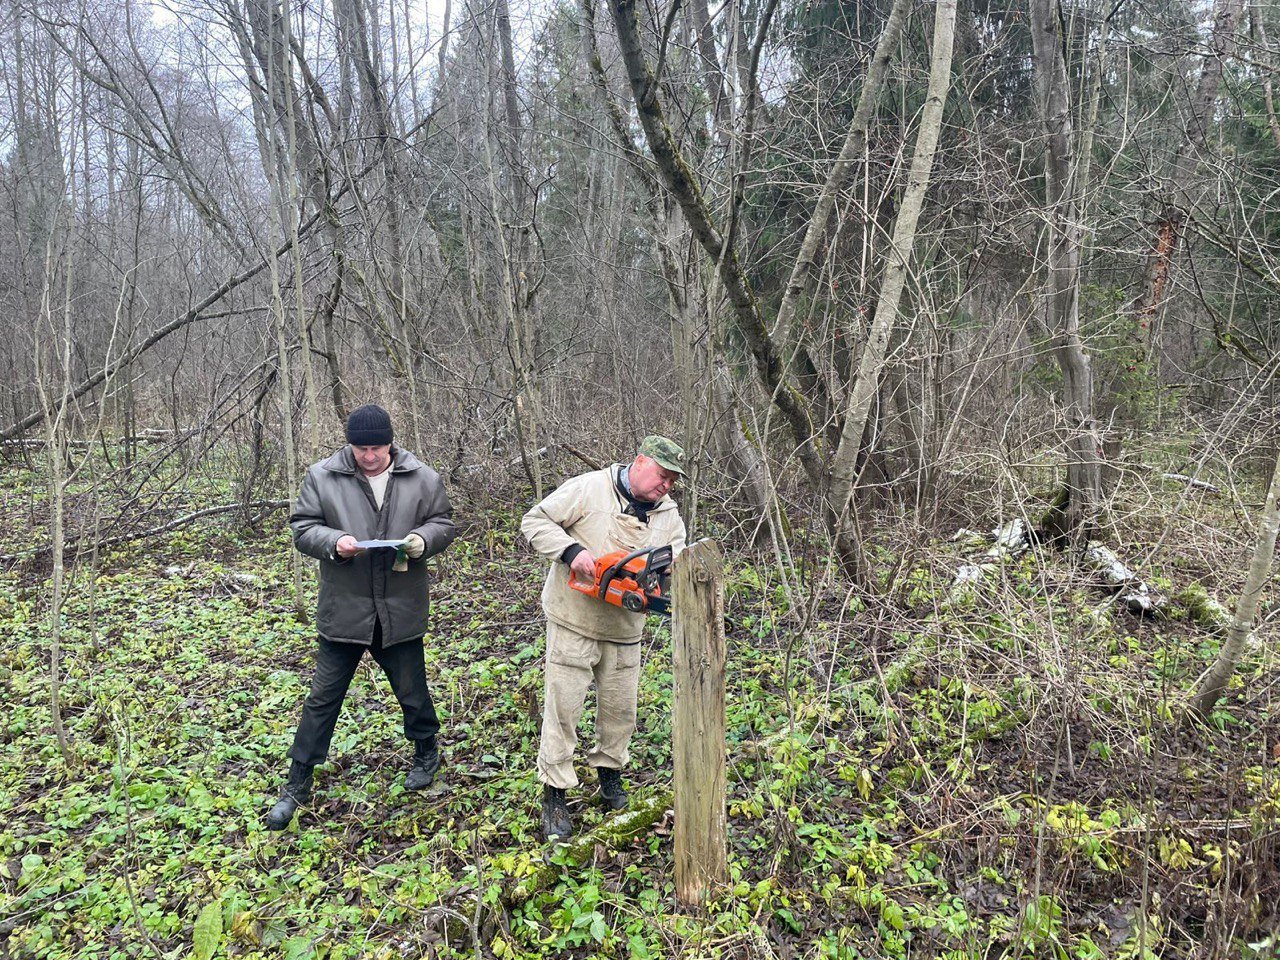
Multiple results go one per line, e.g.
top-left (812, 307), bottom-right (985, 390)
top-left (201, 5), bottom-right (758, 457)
top-left (1, 456), bottom-right (1278, 959)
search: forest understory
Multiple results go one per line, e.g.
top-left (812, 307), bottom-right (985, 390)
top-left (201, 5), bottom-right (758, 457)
top-left (2, 440), bottom-right (1278, 960)
top-left (5, 0), bottom-right (1280, 952)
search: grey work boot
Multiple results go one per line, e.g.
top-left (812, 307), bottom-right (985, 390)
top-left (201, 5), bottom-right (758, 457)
top-left (540, 785), bottom-right (573, 841)
top-left (266, 761), bottom-right (313, 831)
top-left (405, 737), bottom-right (440, 791)
top-left (596, 767), bottom-right (629, 811)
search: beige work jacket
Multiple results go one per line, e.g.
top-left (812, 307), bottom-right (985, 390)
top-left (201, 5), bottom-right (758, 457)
top-left (521, 466), bottom-right (687, 642)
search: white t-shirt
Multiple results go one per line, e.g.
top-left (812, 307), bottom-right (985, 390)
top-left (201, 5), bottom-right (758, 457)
top-left (366, 466), bottom-right (391, 510)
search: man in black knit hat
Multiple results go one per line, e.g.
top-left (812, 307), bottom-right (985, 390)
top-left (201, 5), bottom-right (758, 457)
top-left (265, 403), bottom-right (458, 831)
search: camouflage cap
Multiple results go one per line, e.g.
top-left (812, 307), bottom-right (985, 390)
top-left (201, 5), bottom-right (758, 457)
top-left (638, 435), bottom-right (686, 477)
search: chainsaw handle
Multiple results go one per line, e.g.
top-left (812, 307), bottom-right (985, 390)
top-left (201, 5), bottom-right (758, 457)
top-left (567, 550), bottom-right (600, 592)
top-left (603, 545), bottom-right (661, 575)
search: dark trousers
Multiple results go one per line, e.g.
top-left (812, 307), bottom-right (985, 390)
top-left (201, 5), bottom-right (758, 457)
top-left (287, 622), bottom-right (440, 767)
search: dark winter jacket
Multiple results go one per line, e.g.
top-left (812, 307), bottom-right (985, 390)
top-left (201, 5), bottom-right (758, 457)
top-left (289, 446), bottom-right (457, 646)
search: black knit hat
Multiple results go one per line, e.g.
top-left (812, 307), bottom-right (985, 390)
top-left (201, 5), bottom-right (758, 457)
top-left (345, 404), bottom-right (393, 446)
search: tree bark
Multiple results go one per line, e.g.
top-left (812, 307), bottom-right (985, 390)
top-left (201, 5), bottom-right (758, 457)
top-left (606, 0), bottom-right (825, 489)
top-left (579, 0), bottom-right (773, 533)
top-left (826, 0), bottom-right (957, 575)
top-left (1192, 449), bottom-right (1280, 717)
top-left (1132, 0), bottom-right (1244, 355)
top-left (768, 0), bottom-right (910, 355)
top-left (1031, 0), bottom-right (1100, 543)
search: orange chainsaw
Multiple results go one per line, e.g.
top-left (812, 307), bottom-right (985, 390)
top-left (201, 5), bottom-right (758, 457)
top-left (569, 545), bottom-right (673, 615)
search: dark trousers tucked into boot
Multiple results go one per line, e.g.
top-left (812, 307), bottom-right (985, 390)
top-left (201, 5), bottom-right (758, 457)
top-left (405, 736), bottom-right (440, 790)
top-left (287, 621), bottom-right (440, 768)
top-left (266, 760), bottom-right (313, 831)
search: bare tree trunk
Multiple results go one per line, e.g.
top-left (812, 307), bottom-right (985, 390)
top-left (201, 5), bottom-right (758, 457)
top-left (39, 240), bottom-right (74, 766)
top-left (1031, 0), bottom-right (1100, 544)
top-left (1249, 3), bottom-right (1280, 150)
top-left (17, 0), bottom-right (74, 763)
top-left (687, 0), bottom-right (728, 141)
top-left (579, 0), bottom-right (771, 530)
top-left (826, 0), bottom-right (957, 575)
top-left (484, 0), bottom-right (545, 498)
top-left (243, 0), bottom-right (308, 617)
top-left (885, 359), bottom-right (926, 496)
top-left (1132, 0), bottom-right (1244, 354)
top-left (768, 0), bottom-right (910, 354)
top-left (279, 4), bottom-right (318, 463)
top-left (710, 349), bottom-right (773, 545)
top-left (606, 0), bottom-right (826, 489)
top-left (1192, 449), bottom-right (1280, 717)
top-left (269, 222), bottom-right (307, 619)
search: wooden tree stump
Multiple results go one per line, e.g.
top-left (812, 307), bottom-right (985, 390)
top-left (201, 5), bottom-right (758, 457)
top-left (671, 539), bottom-right (727, 905)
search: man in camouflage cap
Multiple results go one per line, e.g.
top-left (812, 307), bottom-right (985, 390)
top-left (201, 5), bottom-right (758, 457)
top-left (520, 436), bottom-right (688, 840)
top-left (636, 435), bottom-right (686, 478)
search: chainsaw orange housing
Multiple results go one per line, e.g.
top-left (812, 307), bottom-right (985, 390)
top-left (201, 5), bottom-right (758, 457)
top-left (568, 547), bottom-right (671, 614)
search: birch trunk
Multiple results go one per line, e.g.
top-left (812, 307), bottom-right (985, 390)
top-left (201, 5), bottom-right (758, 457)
top-left (488, 0), bottom-right (544, 499)
top-left (826, 0), bottom-right (957, 573)
top-left (768, 0), bottom-right (910, 353)
top-left (1192, 451), bottom-right (1280, 717)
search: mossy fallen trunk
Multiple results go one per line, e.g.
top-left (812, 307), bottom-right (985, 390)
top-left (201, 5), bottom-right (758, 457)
top-left (1172, 583), bottom-right (1232, 635)
top-left (507, 790), bottom-right (674, 907)
top-left (430, 791), bottom-right (678, 948)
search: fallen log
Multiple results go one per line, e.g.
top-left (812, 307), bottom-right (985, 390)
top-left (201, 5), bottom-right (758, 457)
top-left (1161, 472), bottom-right (1220, 494)
top-left (507, 790), bottom-right (673, 906)
top-left (1, 431), bottom-right (197, 450)
top-left (1172, 583), bottom-right (1233, 635)
top-left (947, 519), bottom-right (1030, 603)
top-left (422, 789), bottom-right (676, 949)
top-left (0, 499), bottom-right (290, 565)
top-left (948, 522), bottom-right (1166, 618)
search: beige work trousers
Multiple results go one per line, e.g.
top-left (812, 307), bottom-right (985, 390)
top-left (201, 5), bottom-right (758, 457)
top-left (536, 621), bottom-right (641, 789)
